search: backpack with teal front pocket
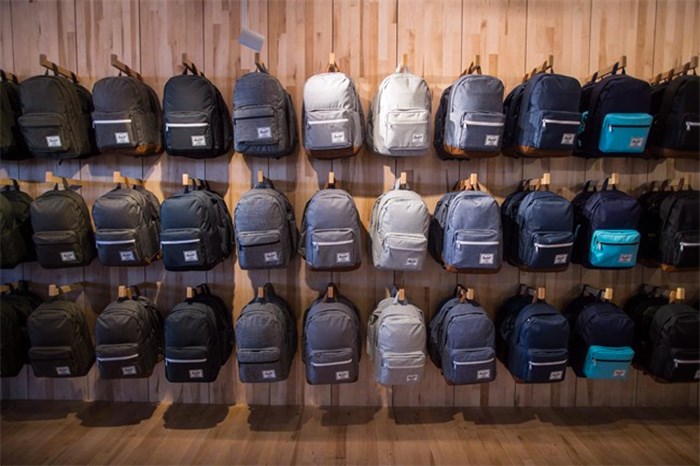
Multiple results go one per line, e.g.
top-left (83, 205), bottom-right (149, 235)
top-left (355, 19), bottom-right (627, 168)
top-left (582, 346), bottom-right (635, 379)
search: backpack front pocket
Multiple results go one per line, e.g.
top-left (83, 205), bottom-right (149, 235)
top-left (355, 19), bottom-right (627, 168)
top-left (305, 109), bottom-right (353, 150)
top-left (95, 228), bottom-right (145, 266)
top-left (444, 347), bottom-right (496, 384)
top-left (237, 347), bottom-right (288, 383)
top-left (671, 231), bottom-right (700, 268)
top-left (92, 111), bottom-right (138, 149)
top-left (165, 346), bottom-right (217, 383)
top-left (237, 229), bottom-right (285, 269)
top-left (385, 110), bottom-right (429, 150)
top-left (33, 230), bottom-right (85, 268)
top-left (18, 113), bottom-right (72, 154)
top-left (28, 345), bottom-right (79, 378)
top-left (589, 229), bottom-right (640, 268)
top-left (381, 233), bottom-right (427, 271)
top-left (161, 228), bottom-right (209, 270)
top-left (523, 231), bottom-right (574, 269)
top-left (532, 110), bottom-right (580, 150)
top-left (307, 348), bottom-right (357, 385)
top-left (448, 229), bottom-right (501, 270)
top-left (234, 106), bottom-right (280, 147)
top-left (598, 113), bottom-right (652, 153)
top-left (459, 112), bottom-right (505, 151)
top-left (308, 228), bottom-right (357, 270)
top-left (378, 351), bottom-right (425, 385)
top-left (517, 347), bottom-right (568, 383)
top-left (675, 113), bottom-right (699, 150)
top-left (97, 343), bottom-right (152, 379)
top-left (582, 345), bottom-right (634, 379)
top-left (165, 111), bottom-right (212, 152)
top-left (654, 348), bottom-right (700, 382)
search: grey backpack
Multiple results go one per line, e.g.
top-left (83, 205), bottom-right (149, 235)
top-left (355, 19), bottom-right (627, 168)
top-left (303, 70), bottom-right (364, 159)
top-left (93, 184), bottom-right (161, 266)
top-left (302, 284), bottom-right (361, 385)
top-left (367, 67), bottom-right (432, 156)
top-left (299, 186), bottom-right (361, 271)
top-left (369, 180), bottom-right (430, 271)
top-left (235, 283), bottom-right (297, 383)
top-left (234, 177), bottom-right (298, 270)
top-left (367, 291), bottom-right (427, 385)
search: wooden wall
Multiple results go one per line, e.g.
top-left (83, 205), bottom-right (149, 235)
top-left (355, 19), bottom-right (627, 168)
top-left (0, 0), bottom-right (698, 407)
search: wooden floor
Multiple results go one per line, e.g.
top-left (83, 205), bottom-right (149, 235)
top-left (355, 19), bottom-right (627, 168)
top-left (1, 401), bottom-right (698, 465)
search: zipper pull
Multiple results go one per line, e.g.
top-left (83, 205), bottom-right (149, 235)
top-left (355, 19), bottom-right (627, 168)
top-left (608, 125), bottom-right (613, 132)
top-left (542, 120), bottom-right (547, 128)
top-left (598, 241), bottom-right (603, 250)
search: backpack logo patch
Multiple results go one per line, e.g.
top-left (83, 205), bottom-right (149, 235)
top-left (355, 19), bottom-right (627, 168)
top-left (191, 135), bottom-right (207, 147)
top-left (549, 370), bottom-right (563, 381)
top-left (257, 127), bottom-right (272, 139)
top-left (119, 250), bottom-right (136, 262)
top-left (613, 369), bottom-right (626, 378)
top-left (264, 251), bottom-right (279, 263)
top-left (121, 366), bottom-right (137, 376)
top-left (629, 137), bottom-right (644, 148)
top-left (335, 370), bottom-right (350, 381)
top-left (554, 253), bottom-right (568, 265)
top-left (189, 369), bottom-right (204, 379)
top-left (477, 369), bottom-right (491, 380)
top-left (406, 374), bottom-right (419, 383)
top-left (46, 135), bottom-right (62, 148)
top-left (336, 252), bottom-right (351, 263)
top-left (406, 257), bottom-right (419, 267)
top-left (55, 366), bottom-right (71, 376)
top-left (560, 133), bottom-right (576, 145)
top-left (60, 251), bottom-right (77, 262)
top-left (331, 131), bottom-right (347, 144)
top-left (115, 132), bottom-right (130, 144)
top-left (262, 369), bottom-right (276, 380)
top-left (479, 253), bottom-right (494, 265)
top-left (412, 133), bottom-right (425, 143)
top-left (183, 250), bottom-right (199, 262)
top-left (618, 254), bottom-right (633, 264)
top-left (484, 135), bottom-right (500, 146)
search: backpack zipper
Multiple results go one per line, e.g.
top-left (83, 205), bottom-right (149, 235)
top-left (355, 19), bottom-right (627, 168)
top-left (313, 239), bottom-right (354, 249)
top-left (542, 118), bottom-right (579, 128)
top-left (165, 122), bottom-right (208, 130)
top-left (597, 240), bottom-right (639, 250)
top-left (607, 124), bottom-right (649, 132)
top-left (535, 242), bottom-right (574, 249)
top-left (461, 120), bottom-right (504, 127)
top-left (165, 357), bottom-right (208, 364)
top-left (686, 121), bottom-right (700, 131)
top-left (529, 359), bottom-right (567, 368)
top-left (93, 119), bottom-right (132, 127)
top-left (674, 358), bottom-right (700, 368)
top-left (308, 118), bottom-right (349, 125)
top-left (680, 242), bottom-right (700, 250)
top-left (97, 353), bottom-right (139, 362)
top-left (592, 358), bottom-right (632, 365)
top-left (311, 358), bottom-right (353, 367)
top-left (161, 238), bottom-right (200, 245)
top-left (96, 239), bottom-right (136, 246)
top-left (453, 357), bottom-right (495, 367)
top-left (456, 240), bottom-right (499, 249)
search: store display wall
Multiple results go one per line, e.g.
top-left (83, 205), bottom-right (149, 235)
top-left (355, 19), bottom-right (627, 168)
top-left (0, 0), bottom-right (698, 407)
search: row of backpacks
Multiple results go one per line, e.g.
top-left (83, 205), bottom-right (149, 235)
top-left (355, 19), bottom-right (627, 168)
top-left (2, 61), bottom-right (698, 161)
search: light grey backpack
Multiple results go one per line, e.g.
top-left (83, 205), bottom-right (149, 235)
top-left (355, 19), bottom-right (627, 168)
top-left (303, 70), bottom-right (364, 159)
top-left (369, 180), bottom-right (429, 271)
top-left (367, 66), bottom-right (432, 156)
top-left (367, 291), bottom-right (427, 385)
top-left (299, 185), bottom-right (362, 271)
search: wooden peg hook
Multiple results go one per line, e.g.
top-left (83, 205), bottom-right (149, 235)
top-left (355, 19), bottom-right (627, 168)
top-left (469, 173), bottom-right (478, 188)
top-left (257, 286), bottom-right (265, 299)
top-left (398, 288), bottom-right (405, 301)
top-left (602, 288), bottom-right (614, 301)
top-left (399, 172), bottom-right (407, 188)
top-left (466, 288), bottom-right (475, 301)
top-left (186, 287), bottom-right (195, 299)
top-left (113, 171), bottom-right (142, 187)
top-left (670, 287), bottom-right (686, 303)
top-left (327, 285), bottom-right (335, 299)
top-left (541, 172), bottom-right (551, 187)
top-left (110, 54), bottom-right (142, 80)
top-left (609, 173), bottom-right (619, 186)
top-left (257, 170), bottom-right (264, 184)
top-left (48, 283), bottom-right (81, 297)
top-left (328, 171), bottom-right (335, 187)
top-left (45, 171), bottom-right (82, 186)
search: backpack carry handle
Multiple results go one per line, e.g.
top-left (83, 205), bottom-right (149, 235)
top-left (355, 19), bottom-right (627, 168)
top-left (196, 283), bottom-right (212, 295)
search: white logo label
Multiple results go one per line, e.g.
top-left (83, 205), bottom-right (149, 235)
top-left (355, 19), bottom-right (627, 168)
top-left (613, 369), bottom-right (627, 378)
top-left (189, 369), bottom-right (204, 379)
top-left (561, 133), bottom-right (576, 145)
top-left (60, 251), bottom-right (77, 262)
top-left (55, 366), bottom-right (71, 376)
top-left (331, 131), bottom-right (347, 144)
top-left (549, 370), bottom-right (563, 381)
top-left (477, 369), bottom-right (491, 380)
top-left (119, 250), bottom-right (136, 262)
top-left (115, 132), bottom-right (130, 144)
top-left (264, 251), bottom-right (279, 263)
top-left (406, 257), bottom-right (419, 267)
top-left (479, 253), bottom-right (494, 265)
top-left (257, 127), bottom-right (272, 139)
top-left (262, 370), bottom-right (276, 379)
top-left (46, 135), bottom-right (62, 147)
top-left (484, 135), bottom-right (500, 146)
top-left (183, 250), bottom-right (199, 262)
top-left (406, 374), bottom-right (419, 382)
top-left (121, 366), bottom-right (137, 376)
top-left (694, 370), bottom-right (700, 380)
top-left (412, 133), bottom-right (425, 143)
top-left (554, 253), bottom-right (568, 265)
top-left (618, 254), bottom-right (633, 263)
top-left (336, 252), bottom-right (351, 263)
top-left (191, 135), bottom-right (206, 147)
top-left (335, 370), bottom-right (350, 381)
top-left (629, 137), bottom-right (644, 148)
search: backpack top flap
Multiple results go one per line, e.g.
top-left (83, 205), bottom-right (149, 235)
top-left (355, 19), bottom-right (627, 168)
top-left (93, 186), bottom-right (151, 230)
top-left (96, 299), bottom-right (152, 346)
top-left (28, 299), bottom-right (87, 347)
top-left (166, 301), bottom-right (219, 348)
top-left (584, 188), bottom-right (642, 231)
top-left (161, 190), bottom-right (213, 230)
top-left (19, 75), bottom-right (77, 115)
top-left (660, 190), bottom-right (700, 233)
top-left (373, 186), bottom-right (430, 237)
top-left (513, 302), bottom-right (569, 349)
top-left (304, 298), bottom-right (360, 356)
top-left (518, 191), bottom-right (573, 232)
top-left (590, 74), bottom-right (652, 121)
top-left (236, 185), bottom-right (291, 233)
top-left (446, 191), bottom-right (501, 233)
top-left (304, 72), bottom-right (360, 112)
top-left (450, 74), bottom-right (504, 114)
top-left (92, 77), bottom-right (153, 113)
top-left (650, 303), bottom-right (699, 349)
top-left (303, 188), bottom-right (360, 233)
top-left (576, 300), bottom-right (634, 347)
top-left (521, 73), bottom-right (581, 115)
top-left (442, 301), bottom-right (495, 351)
top-left (378, 72), bottom-right (431, 113)
top-left (662, 75), bottom-right (700, 117)
top-left (234, 71), bottom-right (287, 110)
top-left (31, 187), bottom-right (91, 233)
top-left (164, 75), bottom-right (217, 113)
top-left (376, 300), bottom-right (426, 355)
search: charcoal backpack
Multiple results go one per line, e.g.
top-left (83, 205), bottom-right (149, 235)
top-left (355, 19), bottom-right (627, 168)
top-left (434, 71), bottom-right (505, 159)
top-left (299, 186), bottom-right (361, 271)
top-left (162, 66), bottom-right (231, 158)
top-left (235, 283), bottom-right (297, 383)
top-left (160, 182), bottom-right (233, 271)
top-left (234, 177), bottom-right (297, 270)
top-left (93, 184), bottom-right (161, 266)
top-left (27, 295), bottom-right (94, 377)
top-left (657, 188), bottom-right (700, 271)
top-left (164, 284), bottom-right (233, 383)
top-left (233, 65), bottom-right (298, 158)
top-left (575, 72), bottom-right (652, 158)
top-left (429, 181), bottom-right (502, 273)
top-left (637, 180), bottom-right (675, 265)
top-left (31, 180), bottom-right (96, 268)
top-left (502, 72), bottom-right (581, 157)
top-left (648, 74), bottom-right (699, 158)
top-left (571, 180), bottom-right (642, 269)
top-left (367, 66), bottom-right (432, 156)
top-left (95, 290), bottom-right (163, 379)
top-left (303, 68), bottom-right (364, 159)
top-left (367, 291), bottom-right (427, 385)
top-left (18, 73), bottom-right (95, 159)
top-left (302, 284), bottom-right (361, 385)
top-left (501, 182), bottom-right (574, 271)
top-left (0, 70), bottom-right (27, 159)
top-left (624, 288), bottom-right (669, 367)
top-left (91, 76), bottom-right (163, 156)
top-left (564, 292), bottom-right (634, 379)
top-left (428, 286), bottom-right (496, 385)
top-left (370, 180), bottom-right (430, 271)
top-left (1, 180), bottom-right (34, 269)
top-left (0, 282), bottom-right (42, 377)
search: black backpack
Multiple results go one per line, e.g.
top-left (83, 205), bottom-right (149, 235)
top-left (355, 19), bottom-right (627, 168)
top-left (93, 184), bottom-right (161, 266)
top-left (637, 180), bottom-right (674, 265)
top-left (649, 74), bottom-right (699, 158)
top-left (0, 282), bottom-right (42, 377)
top-left (1, 180), bottom-right (34, 268)
top-left (95, 289), bottom-right (163, 379)
top-left (18, 72), bottom-right (95, 159)
top-left (27, 295), bottom-right (95, 377)
top-left (657, 188), bottom-right (700, 271)
top-left (624, 287), bottom-right (669, 367)
top-left (232, 67), bottom-right (298, 158)
top-left (163, 67), bottom-right (231, 158)
top-left (0, 70), bottom-right (27, 159)
top-left (31, 179), bottom-right (96, 268)
top-left (164, 284), bottom-right (233, 383)
top-left (91, 76), bottom-right (163, 156)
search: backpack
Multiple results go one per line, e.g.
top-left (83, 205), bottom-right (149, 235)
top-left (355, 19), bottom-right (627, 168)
top-left (428, 286), bottom-right (496, 385)
top-left (93, 184), bottom-right (161, 266)
top-left (302, 284), bottom-right (361, 385)
top-left (637, 180), bottom-right (675, 265)
top-left (233, 66), bottom-right (298, 158)
top-left (502, 73), bottom-right (581, 157)
top-left (164, 284), bottom-right (233, 383)
top-left (27, 295), bottom-right (95, 377)
top-left (564, 293), bottom-right (634, 379)
top-left (429, 181), bottom-right (502, 273)
top-left (1, 180), bottom-right (34, 268)
top-left (95, 289), bottom-right (162, 379)
top-left (91, 76), bottom-right (163, 156)
top-left (0, 282), bottom-right (42, 377)
top-left (647, 302), bottom-right (699, 382)
top-left (367, 291), bottom-right (427, 385)
top-left (302, 69), bottom-right (364, 159)
top-left (434, 72), bottom-right (505, 159)
top-left (0, 70), bottom-right (27, 159)
top-left (18, 73), bottom-right (95, 159)
top-left (369, 180), bottom-right (430, 271)
top-left (367, 67), bottom-right (432, 156)
top-left (657, 188), bottom-right (700, 271)
top-left (235, 283), bottom-right (297, 383)
top-left (501, 182), bottom-right (574, 271)
top-left (648, 74), bottom-right (699, 158)
top-left (571, 180), bottom-right (642, 269)
top-left (624, 287), bottom-right (669, 367)
top-left (299, 186), bottom-right (361, 271)
top-left (234, 177), bottom-right (297, 270)
top-left (31, 179), bottom-right (96, 268)
top-left (162, 67), bottom-right (231, 158)
top-left (160, 182), bottom-right (233, 271)
top-left (575, 72), bottom-right (652, 157)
